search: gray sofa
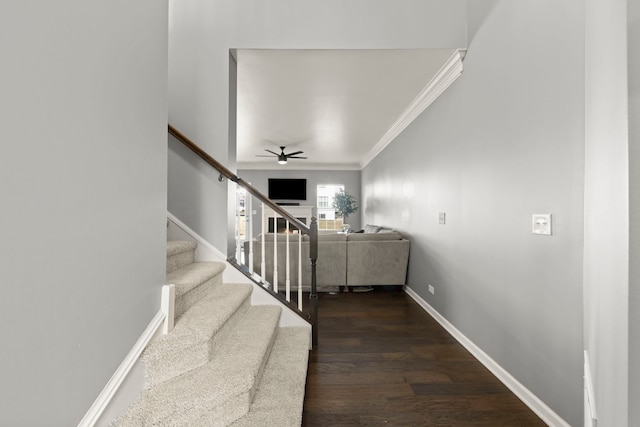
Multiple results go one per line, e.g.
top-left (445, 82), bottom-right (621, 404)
top-left (244, 226), bottom-right (410, 290)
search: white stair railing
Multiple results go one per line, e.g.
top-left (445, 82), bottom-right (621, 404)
top-left (236, 194), bottom-right (317, 318)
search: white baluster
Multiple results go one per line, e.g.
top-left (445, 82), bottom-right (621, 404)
top-left (235, 186), bottom-right (241, 262)
top-left (248, 194), bottom-right (253, 272)
top-left (298, 231), bottom-right (302, 311)
top-left (260, 203), bottom-right (266, 283)
top-left (273, 213), bottom-right (278, 292)
top-left (286, 220), bottom-right (291, 302)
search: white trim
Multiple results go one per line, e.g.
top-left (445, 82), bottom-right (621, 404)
top-left (584, 350), bottom-right (598, 426)
top-left (167, 211), bottom-right (227, 260)
top-left (78, 310), bottom-right (165, 427)
top-left (360, 49), bottom-right (465, 169)
top-left (161, 284), bottom-right (175, 335)
top-left (404, 285), bottom-right (570, 427)
top-left (167, 210), bottom-right (253, 284)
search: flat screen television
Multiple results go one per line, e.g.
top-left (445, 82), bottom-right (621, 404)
top-left (268, 178), bottom-right (307, 200)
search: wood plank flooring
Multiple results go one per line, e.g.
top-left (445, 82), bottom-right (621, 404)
top-left (302, 287), bottom-right (546, 426)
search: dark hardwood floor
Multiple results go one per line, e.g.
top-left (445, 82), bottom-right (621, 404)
top-left (302, 288), bottom-right (546, 426)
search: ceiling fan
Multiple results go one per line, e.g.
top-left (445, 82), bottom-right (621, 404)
top-left (257, 146), bottom-right (307, 165)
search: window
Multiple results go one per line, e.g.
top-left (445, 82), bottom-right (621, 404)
top-left (235, 187), bottom-right (248, 240)
top-left (317, 184), bottom-right (344, 230)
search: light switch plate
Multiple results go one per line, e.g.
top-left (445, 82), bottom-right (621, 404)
top-left (439, 212), bottom-right (446, 225)
top-left (532, 214), bottom-right (552, 235)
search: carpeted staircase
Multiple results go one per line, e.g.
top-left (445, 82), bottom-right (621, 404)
top-left (113, 241), bottom-right (311, 426)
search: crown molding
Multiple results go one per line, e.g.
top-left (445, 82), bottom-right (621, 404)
top-left (360, 49), bottom-right (465, 169)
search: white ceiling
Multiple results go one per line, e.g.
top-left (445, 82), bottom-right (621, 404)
top-left (236, 49), bottom-right (459, 170)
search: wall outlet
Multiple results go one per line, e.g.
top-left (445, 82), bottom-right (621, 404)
top-left (428, 284), bottom-right (435, 295)
top-left (532, 214), bottom-right (552, 235)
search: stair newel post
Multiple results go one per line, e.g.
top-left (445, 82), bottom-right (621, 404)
top-left (309, 213), bottom-right (319, 347)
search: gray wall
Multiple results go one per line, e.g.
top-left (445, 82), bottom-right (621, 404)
top-left (584, 0), bottom-right (630, 425)
top-left (362, 1), bottom-right (584, 425)
top-left (628, 0), bottom-right (639, 424)
top-left (238, 169), bottom-right (362, 238)
top-left (0, 2), bottom-right (168, 425)
top-left (167, 0), bottom-right (467, 254)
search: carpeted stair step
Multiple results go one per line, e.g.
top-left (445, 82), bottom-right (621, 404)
top-left (167, 240), bottom-right (197, 274)
top-left (142, 283), bottom-right (253, 386)
top-left (114, 304), bottom-right (283, 427)
top-left (229, 326), bottom-right (311, 427)
top-left (168, 261), bottom-right (226, 319)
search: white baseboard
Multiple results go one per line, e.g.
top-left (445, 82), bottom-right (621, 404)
top-left (404, 286), bottom-right (570, 427)
top-left (78, 310), bottom-right (165, 427)
top-left (584, 350), bottom-right (598, 427)
top-left (167, 211), bottom-right (228, 261)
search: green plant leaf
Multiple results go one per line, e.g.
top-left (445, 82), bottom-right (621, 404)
top-left (332, 190), bottom-right (358, 221)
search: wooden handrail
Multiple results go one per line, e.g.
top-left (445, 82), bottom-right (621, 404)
top-left (168, 124), bottom-right (310, 234)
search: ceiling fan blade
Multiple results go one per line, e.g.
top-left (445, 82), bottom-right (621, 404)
top-left (285, 150), bottom-right (304, 157)
top-left (256, 147), bottom-right (307, 161)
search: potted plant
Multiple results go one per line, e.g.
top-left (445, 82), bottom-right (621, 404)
top-left (333, 190), bottom-right (358, 233)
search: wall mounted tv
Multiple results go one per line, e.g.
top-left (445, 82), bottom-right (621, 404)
top-left (268, 178), bottom-right (307, 200)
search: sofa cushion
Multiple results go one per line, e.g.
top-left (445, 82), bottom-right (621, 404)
top-left (377, 227), bottom-right (396, 233)
top-left (346, 238), bottom-right (410, 286)
top-left (363, 224), bottom-right (381, 233)
top-left (347, 231), bottom-right (403, 241)
top-left (318, 233), bottom-right (348, 242)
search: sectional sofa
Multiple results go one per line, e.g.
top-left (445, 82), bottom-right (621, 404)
top-left (244, 226), bottom-right (410, 291)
